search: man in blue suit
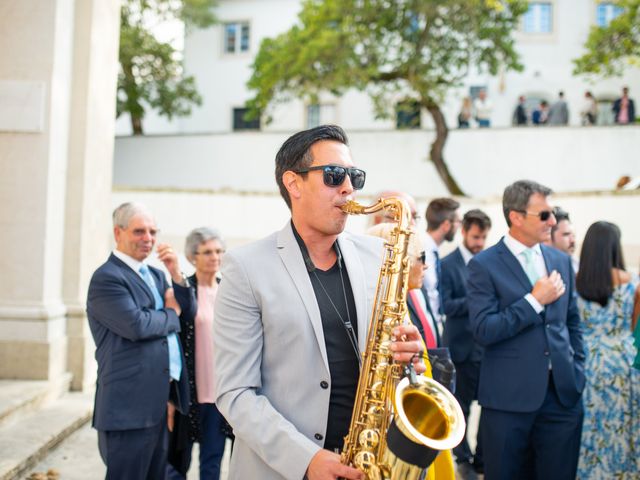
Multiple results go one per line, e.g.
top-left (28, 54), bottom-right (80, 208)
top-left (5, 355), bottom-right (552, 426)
top-left (467, 180), bottom-right (585, 480)
top-left (441, 209), bottom-right (492, 479)
top-left (87, 202), bottom-right (190, 479)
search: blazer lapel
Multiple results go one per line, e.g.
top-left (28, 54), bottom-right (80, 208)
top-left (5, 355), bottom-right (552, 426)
top-left (108, 254), bottom-right (155, 305)
top-left (496, 239), bottom-right (533, 292)
top-left (540, 244), bottom-right (558, 316)
top-left (454, 248), bottom-right (469, 281)
top-left (276, 224), bottom-right (329, 370)
top-left (338, 234), bottom-right (369, 353)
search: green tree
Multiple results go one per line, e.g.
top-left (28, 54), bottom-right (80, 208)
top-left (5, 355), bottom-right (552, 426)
top-left (118, 0), bottom-right (217, 135)
top-left (247, 0), bottom-right (528, 195)
top-left (573, 0), bottom-right (640, 77)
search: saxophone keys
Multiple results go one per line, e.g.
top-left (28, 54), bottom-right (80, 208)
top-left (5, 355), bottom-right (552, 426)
top-left (370, 381), bottom-right (384, 400)
top-left (379, 340), bottom-right (391, 355)
top-left (358, 429), bottom-right (380, 449)
top-left (354, 451), bottom-right (378, 474)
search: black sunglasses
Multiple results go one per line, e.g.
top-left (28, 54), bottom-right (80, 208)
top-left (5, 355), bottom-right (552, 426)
top-left (418, 251), bottom-right (426, 265)
top-left (516, 209), bottom-right (555, 221)
top-left (294, 165), bottom-right (366, 190)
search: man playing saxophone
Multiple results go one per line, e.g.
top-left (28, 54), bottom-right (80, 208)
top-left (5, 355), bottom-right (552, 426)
top-left (213, 125), bottom-right (425, 480)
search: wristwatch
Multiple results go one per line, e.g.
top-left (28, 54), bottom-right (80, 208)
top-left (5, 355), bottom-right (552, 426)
top-left (176, 272), bottom-right (190, 288)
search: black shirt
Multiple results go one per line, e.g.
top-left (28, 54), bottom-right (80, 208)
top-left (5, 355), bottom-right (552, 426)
top-left (292, 223), bottom-right (360, 452)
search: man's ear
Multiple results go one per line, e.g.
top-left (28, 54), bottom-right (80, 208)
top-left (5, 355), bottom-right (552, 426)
top-left (282, 171), bottom-right (301, 201)
top-left (508, 210), bottom-right (521, 228)
top-left (440, 219), bottom-right (451, 234)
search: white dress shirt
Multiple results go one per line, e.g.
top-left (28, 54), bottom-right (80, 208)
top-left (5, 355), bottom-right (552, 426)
top-left (502, 233), bottom-right (547, 313)
top-left (113, 249), bottom-right (144, 273)
top-left (459, 243), bottom-right (474, 266)
top-left (423, 233), bottom-right (443, 330)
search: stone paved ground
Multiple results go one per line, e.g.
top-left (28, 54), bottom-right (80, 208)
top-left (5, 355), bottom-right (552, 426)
top-left (26, 423), bottom-right (231, 480)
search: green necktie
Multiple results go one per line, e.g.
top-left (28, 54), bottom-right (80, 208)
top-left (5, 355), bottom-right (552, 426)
top-left (521, 248), bottom-right (540, 286)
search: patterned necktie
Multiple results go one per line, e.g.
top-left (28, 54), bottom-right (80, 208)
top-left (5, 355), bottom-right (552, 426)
top-left (139, 264), bottom-right (182, 381)
top-left (521, 248), bottom-right (540, 286)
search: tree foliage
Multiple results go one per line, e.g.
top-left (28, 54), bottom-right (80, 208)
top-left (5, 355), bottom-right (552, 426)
top-left (247, 0), bottom-right (528, 194)
top-left (118, 0), bottom-right (217, 134)
top-left (573, 0), bottom-right (640, 77)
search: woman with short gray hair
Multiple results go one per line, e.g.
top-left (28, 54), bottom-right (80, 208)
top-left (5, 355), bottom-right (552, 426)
top-left (163, 227), bottom-right (228, 480)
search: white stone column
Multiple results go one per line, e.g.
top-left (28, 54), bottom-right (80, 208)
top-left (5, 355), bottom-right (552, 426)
top-left (0, 0), bottom-right (120, 387)
top-left (63, 0), bottom-right (121, 391)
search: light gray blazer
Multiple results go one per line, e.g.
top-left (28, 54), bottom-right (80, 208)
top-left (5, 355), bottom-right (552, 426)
top-left (213, 222), bottom-right (383, 480)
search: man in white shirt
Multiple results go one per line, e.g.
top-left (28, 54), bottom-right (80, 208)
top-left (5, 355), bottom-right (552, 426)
top-left (473, 89), bottom-right (492, 128)
top-left (441, 209), bottom-right (492, 478)
top-left (423, 198), bottom-right (461, 342)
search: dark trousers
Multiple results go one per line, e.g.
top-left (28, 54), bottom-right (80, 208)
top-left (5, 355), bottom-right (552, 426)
top-left (98, 416), bottom-right (168, 480)
top-left (481, 376), bottom-right (583, 480)
top-left (452, 360), bottom-right (483, 468)
top-left (167, 403), bottom-right (227, 480)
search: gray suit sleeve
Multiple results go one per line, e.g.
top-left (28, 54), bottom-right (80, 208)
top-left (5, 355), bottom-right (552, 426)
top-left (213, 252), bottom-right (320, 480)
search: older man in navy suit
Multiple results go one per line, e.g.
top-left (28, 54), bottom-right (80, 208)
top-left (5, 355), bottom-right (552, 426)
top-left (467, 180), bottom-right (585, 480)
top-left (441, 209), bottom-right (492, 479)
top-left (87, 202), bottom-right (190, 480)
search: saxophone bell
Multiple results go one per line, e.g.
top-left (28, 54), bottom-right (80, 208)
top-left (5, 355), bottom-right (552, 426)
top-left (383, 376), bottom-right (466, 479)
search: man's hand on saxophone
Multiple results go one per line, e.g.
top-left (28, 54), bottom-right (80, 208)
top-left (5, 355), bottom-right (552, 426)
top-left (306, 449), bottom-right (364, 480)
top-left (390, 324), bottom-right (426, 375)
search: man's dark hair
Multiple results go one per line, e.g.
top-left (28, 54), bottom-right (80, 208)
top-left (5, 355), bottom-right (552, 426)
top-left (502, 180), bottom-right (553, 227)
top-left (275, 125), bottom-right (349, 209)
top-left (425, 198), bottom-right (460, 231)
top-left (462, 209), bottom-right (492, 231)
top-left (551, 206), bottom-right (570, 239)
top-left (576, 221), bottom-right (625, 307)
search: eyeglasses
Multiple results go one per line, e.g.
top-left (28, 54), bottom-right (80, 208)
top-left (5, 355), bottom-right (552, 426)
top-left (515, 210), bottom-right (555, 221)
top-left (294, 165), bottom-right (366, 190)
top-left (418, 251), bottom-right (426, 265)
top-left (195, 248), bottom-right (225, 256)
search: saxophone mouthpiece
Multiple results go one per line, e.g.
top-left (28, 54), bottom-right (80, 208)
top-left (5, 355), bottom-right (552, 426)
top-left (341, 200), bottom-right (365, 214)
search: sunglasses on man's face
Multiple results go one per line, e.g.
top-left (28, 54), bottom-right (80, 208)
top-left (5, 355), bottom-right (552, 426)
top-left (418, 251), bottom-right (426, 265)
top-left (516, 209), bottom-right (555, 221)
top-left (294, 164), bottom-right (367, 190)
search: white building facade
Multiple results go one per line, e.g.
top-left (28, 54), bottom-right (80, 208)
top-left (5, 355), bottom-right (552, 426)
top-left (116, 0), bottom-right (640, 135)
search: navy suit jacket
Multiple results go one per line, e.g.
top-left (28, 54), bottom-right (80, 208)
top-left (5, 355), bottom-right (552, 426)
top-left (406, 286), bottom-right (441, 347)
top-left (441, 248), bottom-right (482, 364)
top-left (467, 239), bottom-right (585, 413)
top-left (87, 254), bottom-right (189, 431)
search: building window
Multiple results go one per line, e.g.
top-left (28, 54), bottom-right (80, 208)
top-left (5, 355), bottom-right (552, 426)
top-left (306, 104), bottom-right (336, 128)
top-left (396, 100), bottom-right (421, 129)
top-left (523, 3), bottom-right (553, 33)
top-left (224, 22), bottom-right (250, 54)
top-left (233, 108), bottom-right (260, 131)
top-left (596, 2), bottom-right (623, 27)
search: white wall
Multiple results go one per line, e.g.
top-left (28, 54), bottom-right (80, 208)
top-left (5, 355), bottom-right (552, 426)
top-left (114, 126), bottom-right (640, 198)
top-left (110, 189), bottom-right (640, 275)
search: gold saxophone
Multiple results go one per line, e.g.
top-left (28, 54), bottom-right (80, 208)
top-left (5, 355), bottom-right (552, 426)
top-left (340, 197), bottom-right (465, 480)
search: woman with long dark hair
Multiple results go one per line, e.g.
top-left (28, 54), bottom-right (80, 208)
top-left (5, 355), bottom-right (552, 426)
top-left (575, 221), bottom-right (640, 479)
